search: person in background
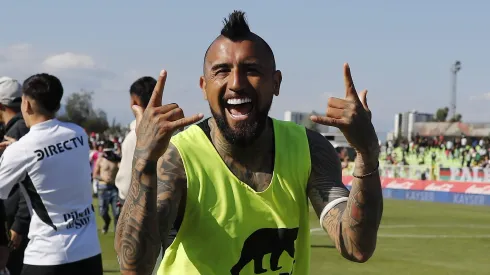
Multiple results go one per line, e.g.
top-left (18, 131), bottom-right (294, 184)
top-left (111, 137), bottom-right (121, 156)
top-left (115, 76), bottom-right (156, 206)
top-left (114, 76), bottom-right (177, 275)
top-left (482, 155), bottom-right (490, 168)
top-left (0, 73), bottom-right (102, 275)
top-left (0, 77), bottom-right (31, 275)
top-left (0, 201), bottom-right (9, 275)
top-left (92, 140), bottom-right (120, 234)
top-left (0, 120), bottom-right (6, 275)
top-left (89, 141), bottom-right (103, 197)
top-left (88, 142), bottom-right (97, 197)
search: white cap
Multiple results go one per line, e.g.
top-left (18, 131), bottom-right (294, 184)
top-left (0, 77), bottom-right (22, 107)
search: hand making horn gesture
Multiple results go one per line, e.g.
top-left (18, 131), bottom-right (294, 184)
top-left (311, 63), bottom-right (379, 156)
top-left (133, 70), bottom-right (204, 161)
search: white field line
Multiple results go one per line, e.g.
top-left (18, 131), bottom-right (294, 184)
top-left (310, 227), bottom-right (490, 238)
top-left (379, 224), bottom-right (490, 229)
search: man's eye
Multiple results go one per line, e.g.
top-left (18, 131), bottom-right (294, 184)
top-left (215, 71), bottom-right (226, 77)
top-left (215, 69), bottom-right (230, 75)
top-left (247, 68), bottom-right (261, 75)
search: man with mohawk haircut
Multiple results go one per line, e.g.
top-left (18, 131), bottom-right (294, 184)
top-left (116, 10), bottom-right (383, 275)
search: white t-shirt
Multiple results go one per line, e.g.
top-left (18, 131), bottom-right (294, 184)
top-left (0, 119), bottom-right (101, 265)
top-left (115, 120), bottom-right (137, 200)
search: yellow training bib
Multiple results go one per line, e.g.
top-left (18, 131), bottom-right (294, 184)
top-left (158, 118), bottom-right (311, 275)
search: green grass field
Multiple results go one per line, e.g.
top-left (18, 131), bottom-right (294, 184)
top-left (97, 199), bottom-right (490, 275)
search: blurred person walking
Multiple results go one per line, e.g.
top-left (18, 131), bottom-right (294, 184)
top-left (90, 141), bottom-right (103, 196)
top-left (92, 140), bottom-right (120, 234)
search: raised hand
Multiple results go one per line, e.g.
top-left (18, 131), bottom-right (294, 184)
top-left (133, 70), bottom-right (203, 161)
top-left (311, 63), bottom-right (378, 155)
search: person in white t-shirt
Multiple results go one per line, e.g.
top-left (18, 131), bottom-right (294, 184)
top-left (0, 73), bottom-right (102, 275)
top-left (114, 76), bottom-right (156, 205)
top-left (115, 76), bottom-right (181, 275)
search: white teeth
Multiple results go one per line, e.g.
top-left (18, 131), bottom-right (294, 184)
top-left (226, 98), bottom-right (252, 105)
top-left (230, 113), bottom-right (249, 118)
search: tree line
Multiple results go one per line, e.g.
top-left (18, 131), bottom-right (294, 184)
top-left (58, 90), bottom-right (127, 136)
top-left (434, 107), bottom-right (462, 122)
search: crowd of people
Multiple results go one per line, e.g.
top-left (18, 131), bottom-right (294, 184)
top-left (338, 134), bottom-right (490, 180)
top-left (380, 134), bottom-right (490, 169)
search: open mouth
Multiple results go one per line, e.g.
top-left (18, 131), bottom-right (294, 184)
top-left (225, 97), bottom-right (254, 120)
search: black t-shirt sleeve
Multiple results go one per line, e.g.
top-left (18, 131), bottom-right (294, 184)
top-left (0, 202), bottom-right (8, 246)
top-left (4, 119), bottom-right (31, 235)
top-left (11, 192), bottom-right (30, 235)
top-left (0, 146), bottom-right (28, 200)
top-left (8, 121), bottom-right (29, 141)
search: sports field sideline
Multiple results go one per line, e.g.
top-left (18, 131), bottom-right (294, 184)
top-left (97, 199), bottom-right (490, 275)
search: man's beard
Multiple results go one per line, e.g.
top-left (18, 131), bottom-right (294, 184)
top-left (211, 101), bottom-right (272, 147)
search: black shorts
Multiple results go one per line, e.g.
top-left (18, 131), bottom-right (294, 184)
top-left (20, 254), bottom-right (103, 275)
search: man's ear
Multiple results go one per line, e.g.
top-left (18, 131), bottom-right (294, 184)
top-left (130, 98), bottom-right (138, 107)
top-left (273, 70), bottom-right (282, 96)
top-left (199, 76), bottom-right (208, 100)
top-left (25, 98), bottom-right (35, 115)
top-left (130, 94), bottom-right (142, 107)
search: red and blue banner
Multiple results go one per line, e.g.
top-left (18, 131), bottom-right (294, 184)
top-left (342, 176), bottom-right (490, 206)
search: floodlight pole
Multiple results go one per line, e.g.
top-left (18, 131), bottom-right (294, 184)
top-left (450, 61), bottom-right (461, 120)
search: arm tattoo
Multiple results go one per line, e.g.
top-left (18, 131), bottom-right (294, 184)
top-left (337, 176), bottom-right (383, 262)
top-left (156, 144), bottom-right (186, 252)
top-left (115, 144), bottom-right (186, 275)
top-left (306, 129), bottom-right (350, 211)
top-left (323, 202), bottom-right (347, 250)
top-left (306, 129), bottom-right (383, 263)
top-left (115, 155), bottom-right (159, 274)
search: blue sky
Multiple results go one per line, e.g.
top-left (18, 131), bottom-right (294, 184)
top-left (1, 1), bottom-right (489, 138)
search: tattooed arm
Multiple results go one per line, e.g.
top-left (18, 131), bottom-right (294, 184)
top-left (115, 143), bottom-right (186, 275)
top-left (156, 144), bottom-right (186, 251)
top-left (306, 129), bottom-right (383, 263)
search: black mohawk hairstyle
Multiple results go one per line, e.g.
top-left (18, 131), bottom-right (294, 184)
top-left (220, 10), bottom-right (251, 40)
top-left (203, 10), bottom-right (277, 73)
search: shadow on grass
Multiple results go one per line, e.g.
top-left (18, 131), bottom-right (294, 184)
top-left (103, 269), bottom-right (120, 274)
top-left (311, 244), bottom-right (336, 249)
